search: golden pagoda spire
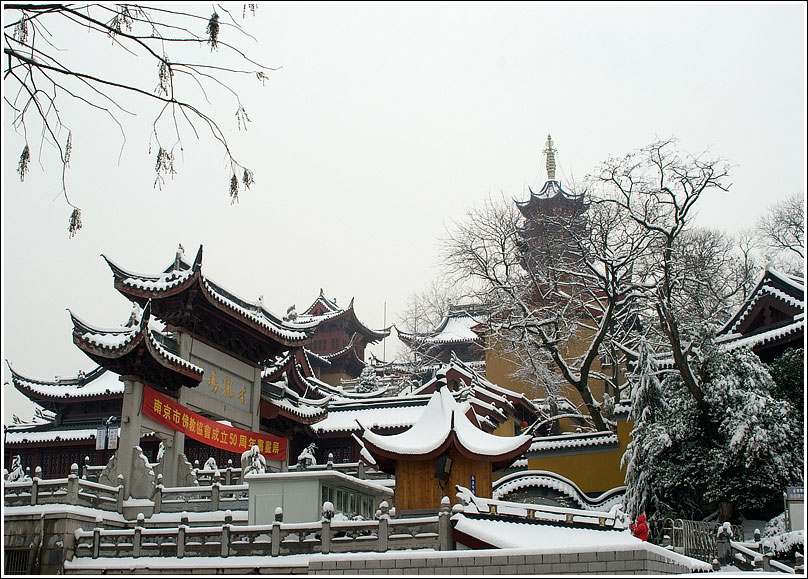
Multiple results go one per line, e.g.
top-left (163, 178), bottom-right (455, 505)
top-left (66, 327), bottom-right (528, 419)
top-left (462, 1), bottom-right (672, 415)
top-left (544, 134), bottom-right (557, 181)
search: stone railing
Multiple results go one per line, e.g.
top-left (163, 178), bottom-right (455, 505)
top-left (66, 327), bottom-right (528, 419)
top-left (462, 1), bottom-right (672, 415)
top-left (5, 472), bottom-right (124, 513)
top-left (455, 485), bottom-right (627, 531)
top-left (715, 525), bottom-right (801, 573)
top-left (286, 459), bottom-right (391, 482)
top-left (73, 500), bottom-right (453, 559)
top-left (153, 482), bottom-right (248, 513)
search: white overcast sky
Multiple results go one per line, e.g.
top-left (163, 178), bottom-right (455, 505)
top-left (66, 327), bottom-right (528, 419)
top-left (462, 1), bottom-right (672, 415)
top-left (2, 2), bottom-right (806, 424)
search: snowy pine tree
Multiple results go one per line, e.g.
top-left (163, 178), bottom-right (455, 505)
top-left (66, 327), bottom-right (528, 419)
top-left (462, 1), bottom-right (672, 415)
top-left (356, 364), bottom-right (378, 393)
top-left (621, 340), bottom-right (673, 518)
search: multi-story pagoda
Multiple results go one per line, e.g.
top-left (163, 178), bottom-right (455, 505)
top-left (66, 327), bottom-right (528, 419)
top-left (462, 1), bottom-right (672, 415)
top-left (295, 289), bottom-right (390, 385)
top-left (515, 135), bottom-right (587, 278)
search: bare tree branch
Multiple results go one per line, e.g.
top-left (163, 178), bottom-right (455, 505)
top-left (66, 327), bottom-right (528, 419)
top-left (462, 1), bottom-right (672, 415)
top-left (4, 3), bottom-right (275, 235)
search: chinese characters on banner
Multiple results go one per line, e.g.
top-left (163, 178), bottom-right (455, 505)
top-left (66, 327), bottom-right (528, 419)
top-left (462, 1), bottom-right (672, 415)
top-left (141, 385), bottom-right (286, 460)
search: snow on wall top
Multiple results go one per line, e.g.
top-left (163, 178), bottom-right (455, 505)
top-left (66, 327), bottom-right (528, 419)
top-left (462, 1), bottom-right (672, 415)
top-left (493, 470), bottom-right (626, 511)
top-left (527, 431), bottom-right (619, 454)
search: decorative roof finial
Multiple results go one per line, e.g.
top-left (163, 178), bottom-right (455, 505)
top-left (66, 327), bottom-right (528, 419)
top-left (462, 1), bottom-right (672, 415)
top-left (174, 243), bottom-right (185, 271)
top-left (544, 134), bottom-right (557, 181)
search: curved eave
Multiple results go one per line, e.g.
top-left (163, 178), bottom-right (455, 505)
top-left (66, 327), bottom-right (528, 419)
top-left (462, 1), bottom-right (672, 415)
top-left (718, 269), bottom-right (805, 335)
top-left (198, 279), bottom-right (312, 347)
top-left (718, 318), bottom-right (804, 353)
top-left (106, 250), bottom-right (312, 350)
top-left (316, 307), bottom-right (389, 343)
top-left (516, 185), bottom-right (587, 218)
top-left (360, 428), bottom-right (454, 472)
top-left (362, 430), bottom-right (530, 472)
top-left (396, 324), bottom-right (483, 348)
top-left (9, 375), bottom-right (124, 405)
top-left (104, 253), bottom-right (197, 302)
top-left (71, 316), bottom-right (203, 390)
top-left (259, 397), bottom-right (327, 426)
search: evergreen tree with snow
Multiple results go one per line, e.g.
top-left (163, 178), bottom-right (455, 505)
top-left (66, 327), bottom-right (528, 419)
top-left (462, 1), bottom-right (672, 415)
top-left (621, 341), bottom-right (671, 518)
top-left (767, 347), bottom-right (804, 431)
top-left (700, 344), bottom-right (803, 520)
top-left (622, 335), bottom-right (803, 523)
top-left (356, 364), bottom-right (378, 393)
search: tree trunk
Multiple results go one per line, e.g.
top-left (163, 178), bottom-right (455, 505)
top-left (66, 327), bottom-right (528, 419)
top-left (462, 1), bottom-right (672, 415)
top-left (717, 501), bottom-right (734, 525)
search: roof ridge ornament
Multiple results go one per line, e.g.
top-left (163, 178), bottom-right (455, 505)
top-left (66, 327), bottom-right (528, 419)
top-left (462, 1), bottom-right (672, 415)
top-left (174, 243), bottom-right (185, 270)
top-left (192, 245), bottom-right (203, 272)
top-left (544, 134), bottom-right (557, 181)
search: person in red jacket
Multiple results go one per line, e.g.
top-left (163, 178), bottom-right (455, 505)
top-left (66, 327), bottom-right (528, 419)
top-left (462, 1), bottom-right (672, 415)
top-left (631, 514), bottom-right (649, 541)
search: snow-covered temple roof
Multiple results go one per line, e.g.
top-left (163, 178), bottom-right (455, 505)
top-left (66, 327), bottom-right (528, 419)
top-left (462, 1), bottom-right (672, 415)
top-left (312, 396), bottom-right (434, 434)
top-left (396, 304), bottom-right (486, 347)
top-left (7, 364), bottom-right (123, 403)
top-left (69, 301), bottom-right (204, 392)
top-left (715, 266), bottom-right (804, 357)
top-left (297, 288), bottom-right (390, 342)
top-left (359, 384), bottom-right (533, 471)
top-left (102, 246), bottom-right (314, 365)
top-left (5, 426), bottom-right (100, 445)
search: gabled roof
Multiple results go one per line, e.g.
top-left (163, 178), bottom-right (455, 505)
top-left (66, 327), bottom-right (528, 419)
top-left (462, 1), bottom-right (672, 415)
top-left (359, 386), bottom-right (533, 471)
top-left (715, 267), bottom-right (804, 354)
top-left (412, 357), bottom-right (541, 421)
top-left (301, 288), bottom-right (342, 316)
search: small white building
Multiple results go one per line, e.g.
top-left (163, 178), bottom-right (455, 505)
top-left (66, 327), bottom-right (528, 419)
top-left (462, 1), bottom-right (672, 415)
top-left (246, 470), bottom-right (394, 524)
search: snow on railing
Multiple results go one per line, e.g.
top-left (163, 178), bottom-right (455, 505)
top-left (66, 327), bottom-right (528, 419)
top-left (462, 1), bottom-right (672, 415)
top-left (456, 485), bottom-right (627, 530)
top-left (73, 501), bottom-right (454, 559)
top-left (153, 482), bottom-right (248, 513)
top-left (4, 472), bottom-right (124, 513)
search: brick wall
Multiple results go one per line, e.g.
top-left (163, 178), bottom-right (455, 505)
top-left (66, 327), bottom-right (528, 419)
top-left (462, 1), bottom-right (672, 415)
top-left (308, 545), bottom-right (709, 575)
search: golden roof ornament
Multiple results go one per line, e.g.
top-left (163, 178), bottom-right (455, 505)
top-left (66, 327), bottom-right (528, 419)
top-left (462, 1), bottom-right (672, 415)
top-left (544, 134), bottom-right (557, 181)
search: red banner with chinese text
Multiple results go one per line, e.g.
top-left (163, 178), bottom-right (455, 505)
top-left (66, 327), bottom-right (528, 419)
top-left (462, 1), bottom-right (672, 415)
top-left (142, 385), bottom-right (286, 460)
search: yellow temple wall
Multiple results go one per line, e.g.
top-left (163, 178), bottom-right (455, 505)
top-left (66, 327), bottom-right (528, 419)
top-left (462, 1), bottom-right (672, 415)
top-left (525, 418), bottom-right (633, 494)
